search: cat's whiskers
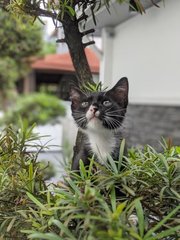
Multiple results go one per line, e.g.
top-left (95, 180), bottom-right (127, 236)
top-left (104, 116), bottom-right (121, 129)
top-left (103, 118), bottom-right (114, 129)
top-left (106, 108), bottom-right (127, 114)
top-left (105, 113), bottom-right (126, 118)
top-left (104, 115), bottom-right (123, 129)
top-left (105, 112), bottom-right (126, 119)
top-left (105, 105), bottom-right (114, 112)
top-left (73, 111), bottom-right (87, 127)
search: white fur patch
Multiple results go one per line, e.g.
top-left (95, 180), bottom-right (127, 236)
top-left (85, 118), bottom-right (116, 164)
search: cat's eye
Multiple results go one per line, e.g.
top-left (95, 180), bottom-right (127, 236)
top-left (81, 101), bottom-right (89, 108)
top-left (103, 100), bottom-right (112, 107)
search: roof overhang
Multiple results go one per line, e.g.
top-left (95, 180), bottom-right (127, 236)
top-left (84, 0), bottom-right (161, 35)
top-left (31, 48), bottom-right (99, 74)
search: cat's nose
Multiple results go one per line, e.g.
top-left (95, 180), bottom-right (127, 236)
top-left (90, 105), bottom-right (98, 113)
top-left (93, 106), bottom-right (98, 112)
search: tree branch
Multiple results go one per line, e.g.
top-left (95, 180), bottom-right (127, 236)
top-left (56, 38), bottom-right (66, 43)
top-left (77, 13), bottom-right (88, 23)
top-left (81, 29), bottom-right (95, 37)
top-left (83, 40), bottom-right (95, 48)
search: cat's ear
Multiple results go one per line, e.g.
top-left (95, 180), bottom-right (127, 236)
top-left (70, 88), bottom-right (82, 109)
top-left (107, 77), bottom-right (129, 107)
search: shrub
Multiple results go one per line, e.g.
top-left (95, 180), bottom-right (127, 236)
top-left (0, 126), bottom-right (179, 239)
top-left (0, 123), bottom-right (47, 239)
top-left (0, 93), bottom-right (66, 126)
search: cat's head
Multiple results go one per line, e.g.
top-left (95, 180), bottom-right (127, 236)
top-left (70, 77), bottom-right (129, 130)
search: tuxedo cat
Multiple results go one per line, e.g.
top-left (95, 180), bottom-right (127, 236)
top-left (70, 77), bottom-right (129, 171)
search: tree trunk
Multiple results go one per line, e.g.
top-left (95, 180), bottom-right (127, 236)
top-left (61, 14), bottom-right (95, 168)
top-left (62, 14), bottom-right (95, 85)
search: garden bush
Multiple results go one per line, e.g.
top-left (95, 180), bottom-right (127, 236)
top-left (0, 93), bottom-right (66, 127)
top-left (0, 125), bottom-right (179, 239)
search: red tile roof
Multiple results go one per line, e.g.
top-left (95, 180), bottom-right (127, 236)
top-left (31, 48), bottom-right (99, 74)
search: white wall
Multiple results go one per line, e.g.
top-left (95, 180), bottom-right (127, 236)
top-left (102, 0), bottom-right (180, 105)
top-left (100, 27), bottom-right (114, 87)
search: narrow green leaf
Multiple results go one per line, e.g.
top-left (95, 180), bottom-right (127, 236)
top-left (79, 159), bottom-right (87, 180)
top-left (52, 219), bottom-right (76, 240)
top-left (129, 229), bottom-right (142, 240)
top-left (107, 155), bottom-right (118, 174)
top-left (118, 138), bottom-right (125, 171)
top-left (135, 199), bottom-right (144, 237)
top-left (26, 192), bottom-right (46, 210)
top-left (122, 184), bottom-right (135, 196)
top-left (66, 6), bottom-right (75, 16)
top-left (110, 187), bottom-right (116, 212)
top-left (18, 210), bottom-right (28, 219)
top-left (6, 217), bottom-right (16, 232)
top-left (146, 225), bottom-right (180, 240)
top-left (65, 177), bottom-right (81, 195)
top-left (170, 187), bottom-right (180, 199)
top-left (112, 201), bottom-right (127, 220)
top-left (87, 157), bottom-right (94, 178)
top-left (28, 232), bottom-right (63, 240)
top-left (159, 186), bottom-right (167, 202)
top-left (158, 153), bottom-right (169, 172)
top-left (144, 205), bottom-right (180, 238)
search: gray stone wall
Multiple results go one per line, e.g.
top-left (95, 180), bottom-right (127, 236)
top-left (124, 104), bottom-right (180, 150)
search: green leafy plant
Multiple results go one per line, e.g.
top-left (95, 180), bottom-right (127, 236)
top-left (21, 156), bottom-right (180, 240)
top-left (0, 122), bottom-right (48, 239)
top-left (82, 81), bottom-right (105, 92)
top-left (0, 93), bottom-right (66, 127)
top-left (0, 125), bottom-right (179, 239)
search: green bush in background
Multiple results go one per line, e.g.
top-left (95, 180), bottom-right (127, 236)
top-left (0, 93), bottom-right (66, 127)
top-left (0, 124), bottom-right (179, 239)
top-left (0, 57), bottom-right (19, 111)
top-left (0, 10), bottom-right (43, 111)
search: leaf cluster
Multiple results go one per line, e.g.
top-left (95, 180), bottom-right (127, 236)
top-left (0, 125), bottom-right (179, 239)
top-left (0, 123), bottom-right (47, 239)
top-left (0, 10), bottom-right (42, 63)
top-left (2, 0), bottom-right (161, 27)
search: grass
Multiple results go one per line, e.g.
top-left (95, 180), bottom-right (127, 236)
top-left (0, 124), bottom-right (179, 239)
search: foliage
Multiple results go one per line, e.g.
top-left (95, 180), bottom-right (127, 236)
top-left (0, 57), bottom-right (19, 91)
top-left (0, 123), bottom-right (47, 239)
top-left (3, 0), bottom-right (157, 23)
top-left (0, 10), bottom-right (43, 110)
top-left (0, 93), bottom-right (66, 127)
top-left (0, 10), bottom-right (42, 63)
top-left (0, 9), bottom-right (42, 79)
top-left (82, 81), bottom-right (105, 92)
top-left (0, 57), bottom-right (19, 110)
top-left (0, 125), bottom-right (179, 239)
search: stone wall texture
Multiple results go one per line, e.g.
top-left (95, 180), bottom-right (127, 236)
top-left (124, 104), bottom-right (180, 150)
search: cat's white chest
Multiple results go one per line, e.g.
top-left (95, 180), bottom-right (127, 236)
top-left (85, 118), bottom-right (116, 164)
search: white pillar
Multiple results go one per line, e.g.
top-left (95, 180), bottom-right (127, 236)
top-left (100, 27), bottom-right (115, 88)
